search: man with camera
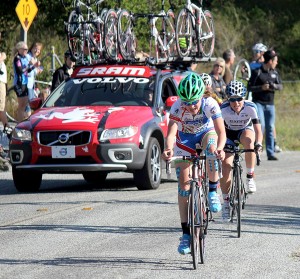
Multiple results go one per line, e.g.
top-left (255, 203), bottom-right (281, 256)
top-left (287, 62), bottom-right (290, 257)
top-left (248, 50), bottom-right (283, 161)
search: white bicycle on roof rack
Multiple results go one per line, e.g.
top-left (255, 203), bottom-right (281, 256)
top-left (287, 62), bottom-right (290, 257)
top-left (175, 0), bottom-right (215, 59)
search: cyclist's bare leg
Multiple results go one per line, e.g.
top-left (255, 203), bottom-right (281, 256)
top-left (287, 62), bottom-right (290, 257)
top-left (202, 132), bottom-right (222, 212)
top-left (176, 160), bottom-right (191, 223)
top-left (219, 153), bottom-right (234, 195)
top-left (202, 132), bottom-right (219, 182)
top-left (240, 129), bottom-right (256, 170)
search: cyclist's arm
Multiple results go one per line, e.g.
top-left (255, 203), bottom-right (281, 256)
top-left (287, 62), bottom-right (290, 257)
top-left (162, 119), bottom-right (178, 160)
top-left (212, 117), bottom-right (226, 159)
top-left (252, 119), bottom-right (263, 147)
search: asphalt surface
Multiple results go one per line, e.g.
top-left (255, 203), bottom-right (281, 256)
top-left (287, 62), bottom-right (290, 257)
top-left (0, 149), bottom-right (299, 278)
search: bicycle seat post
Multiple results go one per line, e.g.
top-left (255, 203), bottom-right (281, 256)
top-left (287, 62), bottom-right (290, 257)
top-left (195, 143), bottom-right (202, 156)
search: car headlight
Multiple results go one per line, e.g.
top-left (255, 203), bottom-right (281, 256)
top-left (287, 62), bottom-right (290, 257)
top-left (100, 126), bottom-right (138, 141)
top-left (12, 128), bottom-right (32, 141)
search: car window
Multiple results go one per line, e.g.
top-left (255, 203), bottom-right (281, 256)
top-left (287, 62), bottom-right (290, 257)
top-left (44, 76), bottom-right (156, 107)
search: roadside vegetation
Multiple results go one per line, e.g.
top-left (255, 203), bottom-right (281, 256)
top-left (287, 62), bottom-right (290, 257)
top-left (0, 0), bottom-right (299, 150)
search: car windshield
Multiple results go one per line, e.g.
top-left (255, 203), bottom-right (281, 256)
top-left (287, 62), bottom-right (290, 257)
top-left (44, 76), bottom-right (156, 107)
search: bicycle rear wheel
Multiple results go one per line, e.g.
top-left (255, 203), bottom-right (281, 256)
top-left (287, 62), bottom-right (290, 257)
top-left (231, 166), bottom-right (242, 237)
top-left (117, 9), bottom-right (136, 60)
top-left (189, 181), bottom-right (205, 269)
top-left (199, 10), bottom-right (215, 58)
top-left (176, 9), bottom-right (194, 58)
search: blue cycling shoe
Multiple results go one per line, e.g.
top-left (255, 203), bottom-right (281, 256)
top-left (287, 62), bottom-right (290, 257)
top-left (178, 234), bottom-right (191, 255)
top-left (208, 191), bottom-right (222, 213)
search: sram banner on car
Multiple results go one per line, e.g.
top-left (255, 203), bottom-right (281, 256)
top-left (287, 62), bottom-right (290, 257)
top-left (73, 77), bottom-right (150, 84)
top-left (73, 65), bottom-right (152, 78)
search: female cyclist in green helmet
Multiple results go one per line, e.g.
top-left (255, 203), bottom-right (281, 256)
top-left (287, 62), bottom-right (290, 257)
top-left (162, 72), bottom-right (226, 255)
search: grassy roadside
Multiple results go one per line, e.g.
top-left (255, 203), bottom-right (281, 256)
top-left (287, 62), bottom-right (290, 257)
top-left (275, 82), bottom-right (300, 151)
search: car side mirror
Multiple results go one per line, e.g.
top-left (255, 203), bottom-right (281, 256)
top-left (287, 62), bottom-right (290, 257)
top-left (29, 97), bottom-right (43, 110)
top-left (165, 96), bottom-right (179, 110)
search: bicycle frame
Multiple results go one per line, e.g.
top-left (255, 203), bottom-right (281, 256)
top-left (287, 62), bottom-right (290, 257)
top-left (226, 141), bottom-right (260, 237)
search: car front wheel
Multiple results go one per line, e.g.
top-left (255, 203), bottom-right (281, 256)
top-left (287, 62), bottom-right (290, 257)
top-left (12, 167), bottom-right (42, 192)
top-left (134, 137), bottom-right (161, 190)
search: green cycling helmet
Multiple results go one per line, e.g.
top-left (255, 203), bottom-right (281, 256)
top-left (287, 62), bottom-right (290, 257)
top-left (177, 73), bottom-right (205, 102)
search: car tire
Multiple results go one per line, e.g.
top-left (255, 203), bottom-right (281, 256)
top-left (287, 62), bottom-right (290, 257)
top-left (134, 137), bottom-right (161, 190)
top-left (12, 167), bottom-right (42, 192)
top-left (82, 171), bottom-right (108, 187)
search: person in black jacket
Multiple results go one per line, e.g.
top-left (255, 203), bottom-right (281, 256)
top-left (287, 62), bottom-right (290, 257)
top-left (248, 50), bottom-right (283, 160)
top-left (51, 50), bottom-right (76, 92)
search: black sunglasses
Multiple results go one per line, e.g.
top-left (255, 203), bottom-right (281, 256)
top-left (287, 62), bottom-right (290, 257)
top-left (229, 97), bottom-right (243, 102)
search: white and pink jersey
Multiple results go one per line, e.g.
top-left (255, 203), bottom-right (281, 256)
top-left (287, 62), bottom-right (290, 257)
top-left (169, 97), bottom-right (222, 134)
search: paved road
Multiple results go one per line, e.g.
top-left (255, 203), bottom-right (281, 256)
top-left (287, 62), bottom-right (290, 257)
top-left (0, 151), bottom-right (299, 279)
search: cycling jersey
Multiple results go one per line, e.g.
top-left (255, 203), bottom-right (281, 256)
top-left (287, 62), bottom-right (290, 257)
top-left (170, 97), bottom-right (221, 134)
top-left (220, 100), bottom-right (259, 130)
top-left (170, 97), bottom-right (221, 155)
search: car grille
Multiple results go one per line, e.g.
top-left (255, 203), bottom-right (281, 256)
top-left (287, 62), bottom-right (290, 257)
top-left (37, 131), bottom-right (92, 146)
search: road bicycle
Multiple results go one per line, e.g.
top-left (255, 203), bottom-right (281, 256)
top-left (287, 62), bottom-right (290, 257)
top-left (224, 140), bottom-right (260, 238)
top-left (166, 145), bottom-right (221, 269)
top-left (175, 0), bottom-right (215, 59)
top-left (65, 0), bottom-right (111, 63)
top-left (117, 0), bottom-right (176, 63)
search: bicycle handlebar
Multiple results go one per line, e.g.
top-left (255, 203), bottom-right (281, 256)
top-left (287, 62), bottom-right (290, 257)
top-left (165, 154), bottom-right (223, 179)
top-left (224, 148), bottom-right (261, 166)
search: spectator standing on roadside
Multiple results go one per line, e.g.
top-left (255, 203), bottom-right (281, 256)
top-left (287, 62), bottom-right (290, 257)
top-left (51, 50), bottom-right (76, 91)
top-left (0, 51), bottom-right (12, 135)
top-left (25, 41), bottom-right (44, 117)
top-left (12, 41), bottom-right (40, 122)
top-left (249, 43), bottom-right (282, 153)
top-left (222, 49), bottom-right (236, 84)
top-left (248, 50), bottom-right (283, 161)
top-left (27, 42), bottom-right (43, 100)
top-left (210, 57), bottom-right (226, 101)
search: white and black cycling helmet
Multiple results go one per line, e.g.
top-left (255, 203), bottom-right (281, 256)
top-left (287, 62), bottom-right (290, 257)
top-left (225, 80), bottom-right (247, 98)
top-left (199, 73), bottom-right (212, 87)
top-left (252, 43), bottom-right (268, 53)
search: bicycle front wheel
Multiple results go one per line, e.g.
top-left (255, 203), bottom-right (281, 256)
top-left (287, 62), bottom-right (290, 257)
top-left (163, 10), bottom-right (177, 59)
top-left (118, 10), bottom-right (137, 60)
top-left (231, 166), bottom-right (242, 237)
top-left (104, 9), bottom-right (118, 61)
top-left (189, 181), bottom-right (205, 269)
top-left (199, 10), bottom-right (215, 58)
top-left (67, 10), bottom-right (84, 62)
top-left (176, 9), bottom-right (194, 58)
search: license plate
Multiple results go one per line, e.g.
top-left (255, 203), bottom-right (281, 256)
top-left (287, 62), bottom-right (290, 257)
top-left (51, 146), bottom-right (75, 158)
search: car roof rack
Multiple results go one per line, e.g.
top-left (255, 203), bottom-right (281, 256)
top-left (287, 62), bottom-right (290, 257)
top-left (74, 56), bottom-right (217, 71)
